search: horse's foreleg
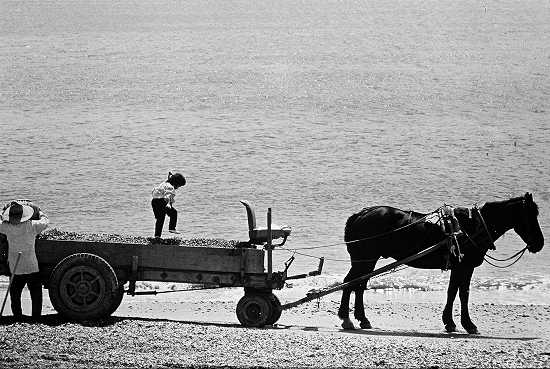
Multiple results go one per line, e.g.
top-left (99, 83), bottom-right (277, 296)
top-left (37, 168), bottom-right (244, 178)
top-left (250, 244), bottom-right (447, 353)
top-left (458, 266), bottom-right (478, 334)
top-left (353, 282), bottom-right (371, 329)
top-left (442, 268), bottom-right (461, 332)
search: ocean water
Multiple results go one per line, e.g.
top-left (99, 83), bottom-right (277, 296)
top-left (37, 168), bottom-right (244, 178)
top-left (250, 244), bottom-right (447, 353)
top-left (1, 0), bottom-right (549, 304)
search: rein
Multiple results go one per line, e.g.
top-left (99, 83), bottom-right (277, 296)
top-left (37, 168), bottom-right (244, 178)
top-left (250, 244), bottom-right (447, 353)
top-left (483, 248), bottom-right (527, 268)
top-left (465, 205), bottom-right (529, 268)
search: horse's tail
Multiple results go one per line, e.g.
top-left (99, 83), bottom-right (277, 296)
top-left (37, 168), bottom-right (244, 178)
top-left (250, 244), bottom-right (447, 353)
top-left (344, 212), bottom-right (361, 243)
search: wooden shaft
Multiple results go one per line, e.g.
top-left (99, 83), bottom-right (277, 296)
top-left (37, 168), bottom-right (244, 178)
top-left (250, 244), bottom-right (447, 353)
top-left (281, 238), bottom-right (449, 311)
top-left (1, 252), bottom-right (22, 316)
top-left (267, 208), bottom-right (272, 279)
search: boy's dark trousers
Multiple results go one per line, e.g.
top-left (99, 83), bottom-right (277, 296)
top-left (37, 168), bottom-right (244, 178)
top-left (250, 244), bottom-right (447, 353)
top-left (10, 272), bottom-right (42, 318)
top-left (151, 198), bottom-right (177, 237)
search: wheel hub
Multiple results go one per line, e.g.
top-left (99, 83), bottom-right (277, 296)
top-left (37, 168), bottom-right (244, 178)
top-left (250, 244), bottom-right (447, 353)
top-left (76, 282), bottom-right (91, 296)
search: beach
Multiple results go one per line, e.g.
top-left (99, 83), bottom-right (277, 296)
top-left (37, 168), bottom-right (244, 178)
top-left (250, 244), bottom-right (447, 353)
top-left (1, 285), bottom-right (549, 368)
top-left (1, 0), bottom-right (549, 367)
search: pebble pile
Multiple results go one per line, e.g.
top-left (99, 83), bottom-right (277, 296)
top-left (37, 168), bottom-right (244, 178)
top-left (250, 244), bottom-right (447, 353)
top-left (38, 228), bottom-right (246, 248)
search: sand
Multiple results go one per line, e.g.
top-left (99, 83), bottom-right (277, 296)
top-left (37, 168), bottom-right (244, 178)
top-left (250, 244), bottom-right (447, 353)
top-left (0, 285), bottom-right (549, 368)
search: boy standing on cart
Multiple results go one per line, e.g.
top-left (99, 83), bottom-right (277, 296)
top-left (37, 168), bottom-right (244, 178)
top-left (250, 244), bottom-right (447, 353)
top-left (151, 172), bottom-right (186, 240)
top-left (0, 200), bottom-right (49, 321)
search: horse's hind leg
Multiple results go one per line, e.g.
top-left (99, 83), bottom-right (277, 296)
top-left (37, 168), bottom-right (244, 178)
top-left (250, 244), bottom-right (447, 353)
top-left (352, 260), bottom-right (377, 329)
top-left (338, 261), bottom-right (377, 330)
top-left (338, 267), bottom-right (357, 330)
top-left (338, 286), bottom-right (355, 330)
top-left (442, 267), bottom-right (461, 332)
top-left (353, 282), bottom-right (372, 329)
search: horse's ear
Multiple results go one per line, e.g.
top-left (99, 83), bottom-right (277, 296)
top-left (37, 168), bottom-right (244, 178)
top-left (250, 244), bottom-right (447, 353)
top-left (525, 192), bottom-right (533, 201)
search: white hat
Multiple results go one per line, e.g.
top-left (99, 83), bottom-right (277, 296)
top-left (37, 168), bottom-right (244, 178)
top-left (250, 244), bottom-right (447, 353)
top-left (1, 202), bottom-right (34, 224)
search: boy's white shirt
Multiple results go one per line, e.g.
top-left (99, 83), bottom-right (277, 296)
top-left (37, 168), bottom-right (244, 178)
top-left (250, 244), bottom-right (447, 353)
top-left (152, 182), bottom-right (176, 204)
top-left (0, 215), bottom-right (49, 274)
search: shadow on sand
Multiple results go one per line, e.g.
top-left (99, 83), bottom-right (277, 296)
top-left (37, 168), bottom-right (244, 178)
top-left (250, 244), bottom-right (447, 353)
top-left (0, 314), bottom-right (538, 342)
top-left (274, 323), bottom-right (539, 341)
top-left (0, 313), bottom-right (242, 329)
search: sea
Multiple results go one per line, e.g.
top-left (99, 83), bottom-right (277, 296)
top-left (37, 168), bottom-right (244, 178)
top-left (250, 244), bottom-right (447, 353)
top-left (1, 0), bottom-right (549, 307)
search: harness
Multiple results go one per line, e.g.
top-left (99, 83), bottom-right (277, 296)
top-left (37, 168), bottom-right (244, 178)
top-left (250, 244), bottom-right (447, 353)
top-left (437, 204), bottom-right (500, 268)
top-left (438, 205), bottom-right (464, 267)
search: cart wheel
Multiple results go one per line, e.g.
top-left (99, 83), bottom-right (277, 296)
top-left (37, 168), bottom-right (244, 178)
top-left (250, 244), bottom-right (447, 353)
top-left (48, 253), bottom-right (119, 321)
top-left (105, 283), bottom-right (125, 316)
top-left (236, 294), bottom-right (271, 327)
top-left (265, 293), bottom-right (282, 326)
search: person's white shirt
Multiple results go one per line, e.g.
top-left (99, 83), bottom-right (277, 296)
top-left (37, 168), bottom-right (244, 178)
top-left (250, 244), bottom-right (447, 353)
top-left (0, 212), bottom-right (49, 274)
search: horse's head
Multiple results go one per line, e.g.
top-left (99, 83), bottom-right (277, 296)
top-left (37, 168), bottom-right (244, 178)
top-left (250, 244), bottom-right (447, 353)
top-left (512, 193), bottom-right (544, 253)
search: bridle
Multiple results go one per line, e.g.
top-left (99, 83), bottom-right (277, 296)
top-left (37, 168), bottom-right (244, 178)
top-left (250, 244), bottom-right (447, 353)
top-left (470, 196), bottom-right (533, 268)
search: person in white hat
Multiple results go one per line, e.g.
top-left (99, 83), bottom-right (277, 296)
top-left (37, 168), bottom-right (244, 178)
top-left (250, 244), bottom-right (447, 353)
top-left (0, 200), bottom-right (49, 321)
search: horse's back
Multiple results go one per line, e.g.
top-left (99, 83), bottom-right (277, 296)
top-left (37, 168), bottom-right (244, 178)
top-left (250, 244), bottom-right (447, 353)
top-left (344, 206), bottom-right (427, 241)
top-left (344, 205), bottom-right (446, 265)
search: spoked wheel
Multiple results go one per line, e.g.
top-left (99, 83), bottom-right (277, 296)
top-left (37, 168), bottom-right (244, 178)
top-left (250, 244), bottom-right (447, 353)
top-left (265, 293), bottom-right (282, 326)
top-left (48, 253), bottom-right (119, 321)
top-left (236, 294), bottom-right (271, 327)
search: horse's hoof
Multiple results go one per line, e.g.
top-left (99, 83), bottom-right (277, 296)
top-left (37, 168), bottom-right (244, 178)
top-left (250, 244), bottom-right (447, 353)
top-left (359, 320), bottom-right (372, 329)
top-left (445, 324), bottom-right (457, 333)
top-left (341, 319), bottom-right (355, 330)
top-left (465, 326), bottom-right (479, 335)
top-left (461, 320), bottom-right (479, 334)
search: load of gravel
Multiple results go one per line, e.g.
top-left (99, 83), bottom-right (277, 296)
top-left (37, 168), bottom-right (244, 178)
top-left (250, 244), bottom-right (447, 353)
top-left (38, 228), bottom-right (248, 248)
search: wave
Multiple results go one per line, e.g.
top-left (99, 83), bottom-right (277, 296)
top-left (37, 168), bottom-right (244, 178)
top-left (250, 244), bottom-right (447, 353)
top-left (281, 273), bottom-right (549, 294)
top-left (1, 272), bottom-right (545, 294)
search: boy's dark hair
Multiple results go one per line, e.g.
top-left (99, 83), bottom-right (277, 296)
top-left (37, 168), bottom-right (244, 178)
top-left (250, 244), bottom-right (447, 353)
top-left (168, 172), bottom-right (186, 188)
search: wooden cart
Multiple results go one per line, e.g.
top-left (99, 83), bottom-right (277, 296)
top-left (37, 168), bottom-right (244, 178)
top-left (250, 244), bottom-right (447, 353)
top-left (0, 203), bottom-right (321, 327)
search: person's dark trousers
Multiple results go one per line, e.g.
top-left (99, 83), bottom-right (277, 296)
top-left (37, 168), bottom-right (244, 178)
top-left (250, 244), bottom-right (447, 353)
top-left (10, 272), bottom-right (43, 318)
top-left (151, 198), bottom-right (178, 237)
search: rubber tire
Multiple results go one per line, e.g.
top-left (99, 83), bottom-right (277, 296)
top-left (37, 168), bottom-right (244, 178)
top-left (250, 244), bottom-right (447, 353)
top-left (48, 253), bottom-right (118, 321)
top-left (105, 283), bottom-right (125, 316)
top-left (236, 294), bottom-right (271, 328)
top-left (265, 293), bottom-right (282, 326)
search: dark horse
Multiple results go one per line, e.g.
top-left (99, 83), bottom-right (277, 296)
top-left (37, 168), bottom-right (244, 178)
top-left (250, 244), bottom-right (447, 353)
top-left (338, 193), bottom-right (544, 334)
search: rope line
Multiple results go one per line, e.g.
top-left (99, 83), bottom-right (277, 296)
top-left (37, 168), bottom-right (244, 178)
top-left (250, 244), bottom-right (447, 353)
top-left (281, 204), bottom-right (527, 270)
top-left (280, 208), bottom-right (442, 253)
top-left (342, 210), bottom-right (440, 245)
top-left (281, 248), bottom-right (379, 263)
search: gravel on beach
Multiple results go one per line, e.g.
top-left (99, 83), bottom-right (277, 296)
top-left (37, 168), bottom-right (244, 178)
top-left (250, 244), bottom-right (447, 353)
top-left (1, 298), bottom-right (549, 368)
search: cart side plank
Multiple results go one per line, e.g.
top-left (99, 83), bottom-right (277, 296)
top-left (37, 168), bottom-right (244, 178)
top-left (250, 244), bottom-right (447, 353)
top-left (35, 239), bottom-right (265, 274)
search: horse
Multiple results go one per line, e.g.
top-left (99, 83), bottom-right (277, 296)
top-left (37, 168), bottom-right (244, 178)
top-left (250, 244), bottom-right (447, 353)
top-left (337, 193), bottom-right (544, 334)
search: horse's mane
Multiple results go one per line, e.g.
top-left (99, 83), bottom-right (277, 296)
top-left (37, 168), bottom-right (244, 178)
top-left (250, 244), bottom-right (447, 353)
top-left (483, 195), bottom-right (539, 217)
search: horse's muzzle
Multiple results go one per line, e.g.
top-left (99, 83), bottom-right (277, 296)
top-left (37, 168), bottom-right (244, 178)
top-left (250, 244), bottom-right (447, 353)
top-left (527, 237), bottom-right (544, 253)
